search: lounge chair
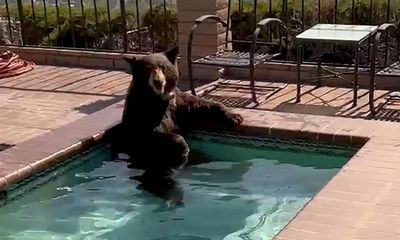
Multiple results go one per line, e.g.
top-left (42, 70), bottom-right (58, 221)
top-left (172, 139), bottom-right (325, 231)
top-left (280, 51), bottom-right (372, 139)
top-left (186, 0), bottom-right (288, 104)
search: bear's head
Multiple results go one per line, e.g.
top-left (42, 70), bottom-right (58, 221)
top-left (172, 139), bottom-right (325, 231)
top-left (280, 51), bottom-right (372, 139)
top-left (123, 46), bottom-right (180, 101)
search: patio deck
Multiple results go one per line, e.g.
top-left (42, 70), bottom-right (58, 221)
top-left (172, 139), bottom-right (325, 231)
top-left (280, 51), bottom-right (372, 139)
top-left (195, 79), bottom-right (398, 121)
top-left (1, 64), bottom-right (399, 148)
top-left (0, 65), bottom-right (131, 146)
top-left (2, 65), bottom-right (400, 239)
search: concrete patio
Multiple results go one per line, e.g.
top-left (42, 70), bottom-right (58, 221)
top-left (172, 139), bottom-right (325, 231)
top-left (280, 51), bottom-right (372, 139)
top-left (2, 63), bottom-right (400, 240)
top-left (0, 65), bottom-right (131, 146)
top-left (0, 0), bottom-right (400, 238)
top-left (198, 79), bottom-right (397, 120)
top-left (2, 62), bottom-right (400, 149)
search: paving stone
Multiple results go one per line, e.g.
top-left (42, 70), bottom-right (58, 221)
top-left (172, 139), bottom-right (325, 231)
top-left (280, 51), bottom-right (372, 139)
top-left (2, 68), bottom-right (400, 240)
top-left (0, 66), bottom-right (130, 145)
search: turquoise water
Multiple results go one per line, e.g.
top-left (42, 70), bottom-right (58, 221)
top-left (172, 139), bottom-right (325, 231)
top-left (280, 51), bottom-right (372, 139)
top-left (0, 134), bottom-right (354, 240)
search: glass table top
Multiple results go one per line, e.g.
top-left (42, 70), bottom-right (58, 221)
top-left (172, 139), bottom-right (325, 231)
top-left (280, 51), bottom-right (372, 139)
top-left (296, 24), bottom-right (378, 42)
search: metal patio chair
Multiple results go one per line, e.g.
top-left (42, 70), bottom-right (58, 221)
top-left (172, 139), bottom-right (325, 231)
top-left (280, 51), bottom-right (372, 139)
top-left (187, 0), bottom-right (288, 104)
top-left (372, 21), bottom-right (400, 112)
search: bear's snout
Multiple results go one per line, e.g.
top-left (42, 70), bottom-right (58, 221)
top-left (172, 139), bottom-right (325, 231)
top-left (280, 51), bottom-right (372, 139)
top-left (149, 68), bottom-right (166, 95)
top-left (153, 79), bottom-right (164, 93)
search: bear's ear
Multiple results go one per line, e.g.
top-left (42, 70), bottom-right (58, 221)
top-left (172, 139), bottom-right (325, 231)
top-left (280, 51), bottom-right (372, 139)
top-left (123, 56), bottom-right (137, 66)
top-left (123, 56), bottom-right (144, 72)
top-left (164, 45), bottom-right (179, 65)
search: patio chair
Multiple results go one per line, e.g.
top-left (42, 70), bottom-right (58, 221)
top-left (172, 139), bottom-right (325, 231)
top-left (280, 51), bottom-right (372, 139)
top-left (374, 22), bottom-right (400, 107)
top-left (187, 0), bottom-right (288, 104)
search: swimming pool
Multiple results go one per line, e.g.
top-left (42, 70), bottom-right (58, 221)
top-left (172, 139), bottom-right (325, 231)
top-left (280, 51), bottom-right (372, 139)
top-left (0, 133), bottom-right (356, 240)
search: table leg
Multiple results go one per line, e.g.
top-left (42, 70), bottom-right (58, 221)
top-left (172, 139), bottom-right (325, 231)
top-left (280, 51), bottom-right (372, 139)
top-left (369, 33), bottom-right (377, 116)
top-left (353, 45), bottom-right (360, 107)
top-left (317, 43), bottom-right (322, 87)
top-left (367, 37), bottom-right (371, 66)
top-left (296, 42), bottom-right (302, 103)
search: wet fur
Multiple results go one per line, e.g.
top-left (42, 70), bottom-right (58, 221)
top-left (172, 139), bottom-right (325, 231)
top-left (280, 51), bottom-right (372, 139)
top-left (112, 45), bottom-right (243, 182)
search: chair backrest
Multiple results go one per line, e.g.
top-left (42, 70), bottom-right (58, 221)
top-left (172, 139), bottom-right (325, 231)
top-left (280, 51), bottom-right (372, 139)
top-left (397, 38), bottom-right (400, 61)
top-left (225, 0), bottom-right (257, 47)
top-left (224, 0), bottom-right (286, 53)
top-left (396, 18), bottom-right (400, 61)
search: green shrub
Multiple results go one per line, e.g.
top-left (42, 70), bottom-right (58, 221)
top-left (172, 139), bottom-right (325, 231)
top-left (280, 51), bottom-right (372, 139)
top-left (229, 0), bottom-right (399, 61)
top-left (41, 8), bottom-right (137, 48)
top-left (230, 0), bottom-right (399, 38)
top-left (142, 4), bottom-right (178, 51)
top-left (0, 0), bottom-right (398, 58)
top-left (0, 2), bottom-right (177, 51)
top-left (0, 4), bottom-right (136, 48)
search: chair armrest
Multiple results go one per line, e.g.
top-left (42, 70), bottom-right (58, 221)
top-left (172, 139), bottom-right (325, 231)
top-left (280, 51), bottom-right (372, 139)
top-left (256, 18), bottom-right (284, 28)
top-left (378, 23), bottom-right (397, 33)
top-left (374, 23), bottom-right (398, 68)
top-left (377, 23), bottom-right (397, 38)
top-left (194, 15), bottom-right (227, 27)
top-left (250, 18), bottom-right (288, 64)
top-left (255, 18), bottom-right (287, 36)
top-left (187, 15), bottom-right (228, 70)
top-left (187, 15), bottom-right (227, 53)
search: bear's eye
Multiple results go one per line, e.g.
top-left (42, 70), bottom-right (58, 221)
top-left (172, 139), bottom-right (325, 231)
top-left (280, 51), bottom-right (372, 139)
top-left (159, 64), bottom-right (166, 72)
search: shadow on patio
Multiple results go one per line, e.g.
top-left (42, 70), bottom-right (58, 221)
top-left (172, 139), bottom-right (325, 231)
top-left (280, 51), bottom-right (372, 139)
top-left (196, 79), bottom-right (396, 121)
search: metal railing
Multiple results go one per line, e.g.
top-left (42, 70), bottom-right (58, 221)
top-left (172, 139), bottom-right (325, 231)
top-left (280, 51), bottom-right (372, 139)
top-left (0, 0), bottom-right (398, 65)
top-left (0, 0), bottom-right (177, 53)
top-left (227, 0), bottom-right (400, 68)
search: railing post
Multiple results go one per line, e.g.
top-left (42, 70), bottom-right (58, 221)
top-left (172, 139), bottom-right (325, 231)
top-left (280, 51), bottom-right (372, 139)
top-left (120, 0), bottom-right (128, 52)
top-left (176, 0), bottom-right (230, 82)
top-left (16, 0), bottom-right (26, 46)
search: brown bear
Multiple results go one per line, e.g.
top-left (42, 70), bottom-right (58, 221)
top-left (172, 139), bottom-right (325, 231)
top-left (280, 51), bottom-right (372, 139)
top-left (111, 45), bottom-right (243, 185)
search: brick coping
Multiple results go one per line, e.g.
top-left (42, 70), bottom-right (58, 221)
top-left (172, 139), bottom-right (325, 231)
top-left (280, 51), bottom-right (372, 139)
top-left (1, 45), bottom-right (375, 74)
top-left (0, 104), bottom-right (367, 190)
top-left (1, 46), bottom-right (389, 77)
top-left (1, 102), bottom-right (400, 239)
top-left (0, 102), bottom-right (122, 189)
top-left (0, 46), bottom-right (146, 60)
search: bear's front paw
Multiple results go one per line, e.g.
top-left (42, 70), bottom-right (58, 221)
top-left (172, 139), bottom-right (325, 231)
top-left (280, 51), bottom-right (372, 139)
top-left (223, 112), bottom-right (244, 129)
top-left (232, 113), bottom-right (244, 125)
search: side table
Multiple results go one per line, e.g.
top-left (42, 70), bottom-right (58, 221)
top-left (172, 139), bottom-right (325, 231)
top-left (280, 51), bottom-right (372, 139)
top-left (295, 24), bottom-right (378, 109)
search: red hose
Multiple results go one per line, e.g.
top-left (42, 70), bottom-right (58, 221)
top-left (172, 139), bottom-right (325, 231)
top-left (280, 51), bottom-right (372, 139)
top-left (0, 51), bottom-right (35, 79)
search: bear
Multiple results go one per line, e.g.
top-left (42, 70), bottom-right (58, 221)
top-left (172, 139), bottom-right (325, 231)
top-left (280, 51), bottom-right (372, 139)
top-left (111, 45), bottom-right (243, 186)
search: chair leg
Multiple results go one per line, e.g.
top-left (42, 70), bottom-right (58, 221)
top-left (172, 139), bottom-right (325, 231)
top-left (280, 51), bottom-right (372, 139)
top-left (353, 46), bottom-right (360, 107)
top-left (250, 65), bottom-right (257, 104)
top-left (296, 44), bottom-right (302, 103)
top-left (188, 61), bottom-right (196, 96)
top-left (369, 34), bottom-right (377, 116)
top-left (317, 43), bottom-right (322, 87)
